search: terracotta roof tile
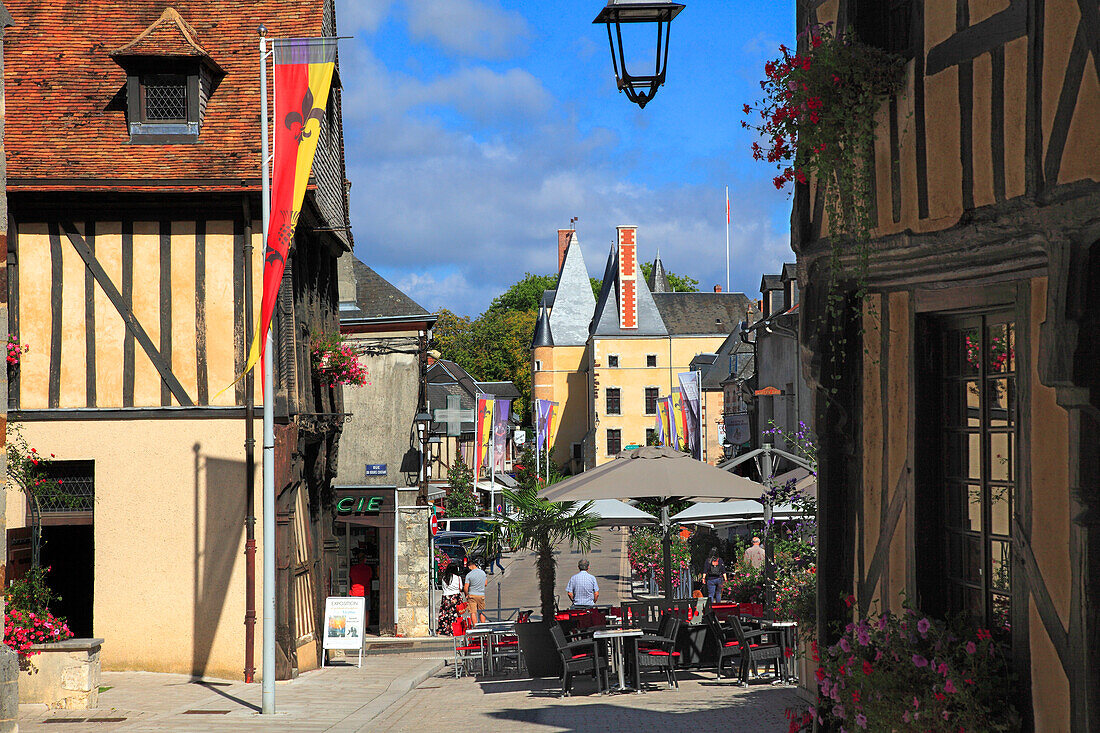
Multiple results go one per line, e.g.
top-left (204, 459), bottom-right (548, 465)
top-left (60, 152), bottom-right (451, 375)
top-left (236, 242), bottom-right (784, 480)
top-left (5, 0), bottom-right (326, 187)
top-left (111, 7), bottom-right (211, 58)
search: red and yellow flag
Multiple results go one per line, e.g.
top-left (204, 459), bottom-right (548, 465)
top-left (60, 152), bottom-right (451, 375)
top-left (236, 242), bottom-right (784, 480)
top-left (244, 37), bottom-right (338, 379)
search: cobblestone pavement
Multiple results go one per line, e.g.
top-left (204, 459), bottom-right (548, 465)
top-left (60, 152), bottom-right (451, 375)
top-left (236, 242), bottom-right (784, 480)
top-left (17, 652), bottom-right (807, 732)
top-left (16, 653), bottom-right (448, 732)
top-left (374, 666), bottom-right (806, 732)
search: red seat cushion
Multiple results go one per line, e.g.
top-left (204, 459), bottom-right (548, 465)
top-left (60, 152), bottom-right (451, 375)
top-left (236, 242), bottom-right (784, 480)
top-left (644, 650), bottom-right (680, 657)
top-left (724, 641), bottom-right (740, 647)
top-left (495, 640), bottom-right (519, 646)
top-left (456, 644), bottom-right (482, 651)
top-left (571, 653), bottom-right (592, 660)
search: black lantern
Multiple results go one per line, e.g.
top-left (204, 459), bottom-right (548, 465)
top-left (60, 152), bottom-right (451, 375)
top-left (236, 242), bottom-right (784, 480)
top-left (593, 0), bottom-right (685, 109)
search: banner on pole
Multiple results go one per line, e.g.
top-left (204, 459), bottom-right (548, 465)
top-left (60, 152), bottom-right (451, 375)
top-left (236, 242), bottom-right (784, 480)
top-left (678, 371), bottom-right (701, 458)
top-left (474, 394), bottom-right (494, 479)
top-left (493, 399), bottom-right (512, 472)
top-left (242, 37), bottom-right (338, 382)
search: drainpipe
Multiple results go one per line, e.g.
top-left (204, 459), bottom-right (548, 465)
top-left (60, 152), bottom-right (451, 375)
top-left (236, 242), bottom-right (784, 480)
top-left (243, 196), bottom-right (257, 683)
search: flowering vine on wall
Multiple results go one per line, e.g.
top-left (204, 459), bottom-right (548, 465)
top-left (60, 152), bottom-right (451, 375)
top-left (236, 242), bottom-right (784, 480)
top-left (744, 23), bottom-right (905, 383)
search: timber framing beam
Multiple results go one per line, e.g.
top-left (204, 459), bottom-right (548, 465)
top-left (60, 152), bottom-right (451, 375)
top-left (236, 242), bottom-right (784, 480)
top-left (59, 221), bottom-right (194, 407)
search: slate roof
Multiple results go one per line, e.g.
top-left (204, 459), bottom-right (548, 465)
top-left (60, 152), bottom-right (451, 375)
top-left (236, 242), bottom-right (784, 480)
top-left (476, 382), bottom-right (521, 400)
top-left (590, 245), bottom-right (667, 337)
top-left (531, 306), bottom-right (552, 347)
top-left (702, 330), bottom-right (756, 389)
top-left (760, 274), bottom-right (783, 292)
top-left (426, 383), bottom-right (475, 434)
top-left (547, 238), bottom-right (596, 346)
top-left (782, 262), bottom-right (797, 281)
top-left (340, 256), bottom-right (430, 321)
top-left (648, 253), bottom-right (671, 293)
top-left (5, 0), bottom-right (325, 188)
top-left (652, 292), bottom-right (755, 336)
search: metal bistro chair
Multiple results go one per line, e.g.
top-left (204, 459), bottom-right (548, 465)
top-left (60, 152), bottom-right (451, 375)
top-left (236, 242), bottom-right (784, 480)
top-left (549, 623), bottom-right (609, 697)
top-left (633, 614), bottom-right (683, 689)
top-left (727, 614), bottom-right (783, 683)
top-left (703, 611), bottom-right (744, 680)
top-left (451, 619), bottom-right (485, 678)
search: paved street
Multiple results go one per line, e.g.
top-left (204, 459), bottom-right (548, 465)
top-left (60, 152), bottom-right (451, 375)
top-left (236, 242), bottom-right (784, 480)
top-left (17, 653), bottom-right (804, 732)
top-left (472, 527), bottom-right (631, 620)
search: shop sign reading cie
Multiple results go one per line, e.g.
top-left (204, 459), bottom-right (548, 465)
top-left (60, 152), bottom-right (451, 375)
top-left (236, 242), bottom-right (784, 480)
top-left (336, 496), bottom-right (384, 515)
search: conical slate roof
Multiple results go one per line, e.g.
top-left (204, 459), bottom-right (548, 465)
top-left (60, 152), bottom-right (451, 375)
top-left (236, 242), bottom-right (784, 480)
top-left (590, 245), bottom-right (667, 337)
top-left (531, 306), bottom-right (553, 347)
top-left (649, 251), bottom-right (671, 293)
top-left (547, 235), bottom-right (596, 346)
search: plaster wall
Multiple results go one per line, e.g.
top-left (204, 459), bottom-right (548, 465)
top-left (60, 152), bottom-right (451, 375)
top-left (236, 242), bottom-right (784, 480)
top-left (590, 335), bottom-right (726, 464)
top-left (754, 327), bottom-right (812, 452)
top-left (532, 344), bottom-right (586, 468)
top-left (335, 333), bottom-right (421, 501)
top-left (10, 417), bottom-right (264, 681)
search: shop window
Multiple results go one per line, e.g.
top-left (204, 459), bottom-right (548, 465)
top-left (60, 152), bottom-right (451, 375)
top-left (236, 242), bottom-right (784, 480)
top-left (606, 387), bottom-right (621, 416)
top-left (608, 354), bottom-right (619, 368)
top-left (917, 311), bottom-right (1016, 642)
top-left (606, 429), bottom-right (622, 455)
top-left (645, 387), bottom-right (659, 415)
top-left (646, 354), bottom-right (657, 368)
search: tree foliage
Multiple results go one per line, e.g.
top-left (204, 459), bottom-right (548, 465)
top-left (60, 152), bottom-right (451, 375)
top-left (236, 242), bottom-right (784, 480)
top-left (487, 273), bottom-right (557, 313)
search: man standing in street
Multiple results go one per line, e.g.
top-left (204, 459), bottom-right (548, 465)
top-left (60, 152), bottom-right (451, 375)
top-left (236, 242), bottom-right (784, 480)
top-left (743, 536), bottom-right (765, 569)
top-left (463, 556), bottom-right (487, 624)
top-left (566, 559), bottom-right (600, 608)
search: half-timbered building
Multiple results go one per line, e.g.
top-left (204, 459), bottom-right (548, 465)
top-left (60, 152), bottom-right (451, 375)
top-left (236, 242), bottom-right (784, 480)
top-left (3, 0), bottom-right (352, 681)
top-left (795, 0), bottom-right (1100, 728)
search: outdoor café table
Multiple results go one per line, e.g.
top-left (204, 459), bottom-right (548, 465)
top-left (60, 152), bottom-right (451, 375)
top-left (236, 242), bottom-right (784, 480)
top-left (760, 620), bottom-right (798, 682)
top-left (467, 621), bottom-right (515, 676)
top-left (592, 627), bottom-right (643, 693)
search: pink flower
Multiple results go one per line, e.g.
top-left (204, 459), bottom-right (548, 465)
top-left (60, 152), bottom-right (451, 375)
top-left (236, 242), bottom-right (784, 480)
top-left (917, 618), bottom-right (931, 635)
top-left (912, 655), bottom-right (928, 668)
top-left (945, 679), bottom-right (957, 694)
top-left (966, 641), bottom-right (976, 654)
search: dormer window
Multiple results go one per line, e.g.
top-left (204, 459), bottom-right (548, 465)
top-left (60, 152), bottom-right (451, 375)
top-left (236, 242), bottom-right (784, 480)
top-left (110, 8), bottom-right (223, 145)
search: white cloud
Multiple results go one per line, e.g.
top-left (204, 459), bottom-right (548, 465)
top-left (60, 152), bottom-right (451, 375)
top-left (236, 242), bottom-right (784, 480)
top-left (402, 0), bottom-right (530, 59)
top-left (336, 0), bottom-right (393, 35)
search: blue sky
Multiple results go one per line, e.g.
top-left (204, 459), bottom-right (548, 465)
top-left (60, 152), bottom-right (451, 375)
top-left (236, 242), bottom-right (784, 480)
top-left (334, 0), bottom-right (796, 316)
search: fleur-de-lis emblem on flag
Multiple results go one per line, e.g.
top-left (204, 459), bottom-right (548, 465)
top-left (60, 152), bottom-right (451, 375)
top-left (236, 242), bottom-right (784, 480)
top-left (284, 88), bottom-right (325, 143)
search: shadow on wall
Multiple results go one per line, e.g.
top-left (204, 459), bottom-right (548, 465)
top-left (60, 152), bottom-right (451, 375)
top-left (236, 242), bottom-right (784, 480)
top-left (191, 443), bottom-right (247, 679)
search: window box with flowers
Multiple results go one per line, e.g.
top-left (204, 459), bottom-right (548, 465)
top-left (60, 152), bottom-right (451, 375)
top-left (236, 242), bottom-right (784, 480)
top-left (7, 335), bottom-right (28, 366)
top-left (310, 332), bottom-right (368, 388)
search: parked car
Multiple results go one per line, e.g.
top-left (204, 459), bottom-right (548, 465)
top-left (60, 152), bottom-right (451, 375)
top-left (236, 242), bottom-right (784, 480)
top-left (438, 517), bottom-right (495, 534)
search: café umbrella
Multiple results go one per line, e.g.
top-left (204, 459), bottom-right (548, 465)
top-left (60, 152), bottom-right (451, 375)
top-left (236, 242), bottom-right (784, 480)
top-left (568, 499), bottom-right (658, 527)
top-left (539, 445), bottom-right (766, 598)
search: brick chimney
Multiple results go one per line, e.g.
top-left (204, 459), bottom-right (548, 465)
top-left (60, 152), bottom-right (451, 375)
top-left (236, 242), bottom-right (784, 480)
top-left (557, 229), bottom-right (574, 271)
top-left (714, 285), bottom-right (722, 293)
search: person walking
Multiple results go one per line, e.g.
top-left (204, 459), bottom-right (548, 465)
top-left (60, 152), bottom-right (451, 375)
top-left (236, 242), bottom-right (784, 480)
top-left (463, 557), bottom-right (488, 625)
top-left (565, 559), bottom-right (600, 608)
top-left (743, 536), bottom-right (766, 569)
top-left (487, 547), bottom-right (505, 575)
top-left (437, 562), bottom-right (464, 635)
top-left (703, 549), bottom-right (727, 602)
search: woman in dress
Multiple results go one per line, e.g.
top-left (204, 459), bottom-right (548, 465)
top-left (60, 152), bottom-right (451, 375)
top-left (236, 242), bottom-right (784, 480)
top-left (437, 562), bottom-right (464, 635)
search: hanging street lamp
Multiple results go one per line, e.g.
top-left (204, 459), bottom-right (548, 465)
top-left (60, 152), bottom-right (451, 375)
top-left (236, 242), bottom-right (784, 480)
top-left (593, 0), bottom-right (685, 109)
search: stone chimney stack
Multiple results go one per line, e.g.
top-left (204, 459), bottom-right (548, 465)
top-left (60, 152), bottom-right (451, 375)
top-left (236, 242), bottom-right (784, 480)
top-left (557, 229), bottom-right (574, 271)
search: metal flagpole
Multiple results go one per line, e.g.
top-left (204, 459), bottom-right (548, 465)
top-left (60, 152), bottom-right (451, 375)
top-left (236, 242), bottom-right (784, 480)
top-left (725, 186), bottom-right (730, 293)
top-left (697, 369), bottom-right (704, 462)
top-left (258, 26), bottom-right (276, 715)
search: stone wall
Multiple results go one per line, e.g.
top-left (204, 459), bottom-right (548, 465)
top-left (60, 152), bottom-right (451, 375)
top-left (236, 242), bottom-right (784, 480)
top-left (396, 507), bottom-right (430, 637)
top-left (19, 639), bottom-right (103, 710)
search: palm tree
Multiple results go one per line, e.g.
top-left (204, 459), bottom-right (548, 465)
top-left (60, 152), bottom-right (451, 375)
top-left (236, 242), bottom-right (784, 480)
top-left (488, 484), bottom-right (600, 620)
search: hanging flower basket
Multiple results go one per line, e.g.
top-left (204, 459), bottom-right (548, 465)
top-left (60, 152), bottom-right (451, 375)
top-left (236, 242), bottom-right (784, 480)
top-left (310, 332), bottom-right (367, 388)
top-left (7, 335), bottom-right (28, 365)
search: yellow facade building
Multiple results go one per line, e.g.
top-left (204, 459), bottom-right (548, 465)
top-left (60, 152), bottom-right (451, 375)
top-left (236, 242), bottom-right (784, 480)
top-left (532, 227), bottom-right (757, 471)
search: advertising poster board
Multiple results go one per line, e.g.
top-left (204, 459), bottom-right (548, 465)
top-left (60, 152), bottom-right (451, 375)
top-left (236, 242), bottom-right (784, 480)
top-left (322, 596), bottom-right (367, 667)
